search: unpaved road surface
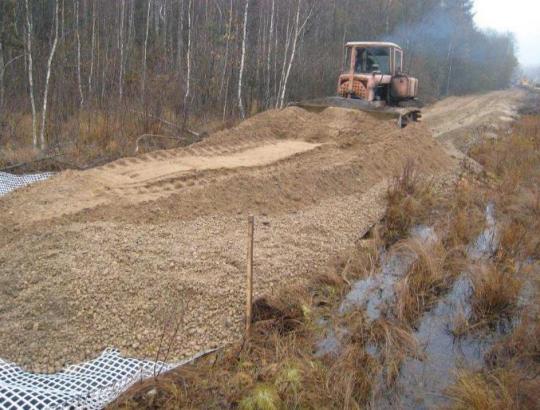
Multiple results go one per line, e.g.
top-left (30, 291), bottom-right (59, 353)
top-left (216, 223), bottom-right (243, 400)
top-left (423, 88), bottom-right (525, 149)
top-left (0, 90), bottom-right (522, 371)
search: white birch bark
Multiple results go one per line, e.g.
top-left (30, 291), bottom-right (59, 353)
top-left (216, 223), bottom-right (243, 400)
top-left (75, 0), bottom-right (84, 108)
top-left (39, 0), bottom-right (60, 150)
top-left (142, 0), bottom-right (152, 101)
top-left (88, 0), bottom-right (96, 97)
top-left (238, 0), bottom-right (249, 119)
top-left (219, 0), bottom-right (233, 100)
top-left (176, 0), bottom-right (184, 73)
top-left (118, 0), bottom-right (126, 100)
top-left (182, 0), bottom-right (193, 124)
top-left (0, 40), bottom-right (3, 112)
top-left (276, 8), bottom-right (292, 109)
top-left (24, 0), bottom-right (38, 148)
top-left (265, 0), bottom-right (275, 107)
top-left (278, 0), bottom-right (313, 109)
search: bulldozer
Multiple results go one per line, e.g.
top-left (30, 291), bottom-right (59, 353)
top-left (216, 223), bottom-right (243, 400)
top-left (294, 42), bottom-right (421, 127)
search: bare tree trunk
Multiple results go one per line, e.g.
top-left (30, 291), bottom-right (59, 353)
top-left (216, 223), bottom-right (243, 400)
top-left (24, 0), bottom-right (38, 148)
top-left (265, 0), bottom-right (275, 107)
top-left (219, 0), bottom-right (233, 100)
top-left (385, 0), bottom-right (393, 33)
top-left (39, 0), bottom-right (60, 150)
top-left (75, 0), bottom-right (84, 108)
top-left (182, 0), bottom-right (193, 125)
top-left (273, 0), bottom-right (279, 102)
top-left (118, 0), bottom-right (126, 101)
top-left (0, 40), bottom-right (4, 113)
top-left (238, 0), bottom-right (249, 119)
top-left (61, 0), bottom-right (65, 41)
top-left (278, 0), bottom-right (313, 109)
top-left (88, 0), bottom-right (96, 98)
top-left (276, 8), bottom-right (292, 109)
top-left (176, 0), bottom-right (184, 73)
top-left (142, 0), bottom-right (152, 102)
top-left (446, 39), bottom-right (454, 96)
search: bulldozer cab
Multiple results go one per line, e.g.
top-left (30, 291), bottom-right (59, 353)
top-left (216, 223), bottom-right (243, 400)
top-left (344, 42), bottom-right (403, 76)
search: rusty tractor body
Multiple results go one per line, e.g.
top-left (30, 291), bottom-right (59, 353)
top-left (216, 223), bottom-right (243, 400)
top-left (338, 42), bottom-right (419, 104)
top-left (293, 42), bottom-right (421, 127)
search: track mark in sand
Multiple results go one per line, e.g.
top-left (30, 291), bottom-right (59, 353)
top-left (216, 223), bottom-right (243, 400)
top-left (9, 140), bottom-right (322, 223)
top-left (105, 140), bottom-right (322, 185)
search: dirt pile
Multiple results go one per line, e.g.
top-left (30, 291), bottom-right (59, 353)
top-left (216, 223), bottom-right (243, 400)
top-left (0, 105), bottom-right (456, 371)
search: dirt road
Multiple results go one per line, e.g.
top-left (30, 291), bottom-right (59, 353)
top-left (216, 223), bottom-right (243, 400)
top-left (423, 88), bottom-right (525, 150)
top-left (0, 90), bottom-right (521, 371)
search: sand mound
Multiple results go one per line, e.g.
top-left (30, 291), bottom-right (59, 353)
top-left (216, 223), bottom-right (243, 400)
top-left (1, 107), bottom-right (446, 226)
top-left (0, 106), bottom-right (457, 371)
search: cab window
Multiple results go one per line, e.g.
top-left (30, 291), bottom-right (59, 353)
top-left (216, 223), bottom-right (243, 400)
top-left (354, 47), bottom-right (390, 74)
top-left (344, 47), bottom-right (352, 72)
top-left (395, 49), bottom-right (403, 73)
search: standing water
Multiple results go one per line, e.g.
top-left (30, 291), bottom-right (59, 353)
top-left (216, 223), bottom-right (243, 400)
top-left (316, 225), bottom-right (437, 357)
top-left (388, 203), bottom-right (502, 409)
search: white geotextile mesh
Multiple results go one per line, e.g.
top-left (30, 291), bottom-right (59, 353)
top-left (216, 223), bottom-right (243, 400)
top-left (0, 171), bottom-right (54, 197)
top-left (0, 348), bottom-right (174, 410)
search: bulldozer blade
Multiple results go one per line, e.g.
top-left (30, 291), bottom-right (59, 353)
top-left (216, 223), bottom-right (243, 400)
top-left (291, 97), bottom-right (421, 128)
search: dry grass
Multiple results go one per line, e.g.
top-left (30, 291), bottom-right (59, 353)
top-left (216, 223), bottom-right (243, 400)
top-left (380, 160), bottom-right (435, 245)
top-left (393, 239), bottom-right (451, 325)
top-left (323, 341), bottom-right (378, 409)
top-left (365, 319), bottom-right (419, 384)
top-left (469, 263), bottom-right (522, 326)
top-left (447, 319), bottom-right (540, 409)
top-left (335, 238), bottom-right (381, 285)
top-left (446, 113), bottom-right (540, 408)
top-left (447, 369), bottom-right (521, 410)
top-left (443, 179), bottom-right (487, 248)
top-left (0, 107), bottom-right (218, 171)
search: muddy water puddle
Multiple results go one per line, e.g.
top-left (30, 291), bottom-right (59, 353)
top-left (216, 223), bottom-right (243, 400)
top-left (391, 203), bottom-right (503, 408)
top-left (316, 225), bottom-right (437, 357)
top-left (316, 203), bottom-right (527, 408)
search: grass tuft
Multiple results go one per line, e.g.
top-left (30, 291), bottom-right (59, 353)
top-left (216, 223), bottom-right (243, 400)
top-left (381, 160), bottom-right (434, 245)
top-left (446, 369), bottom-right (520, 410)
top-left (470, 263), bottom-right (522, 327)
top-left (393, 239), bottom-right (450, 325)
top-left (239, 384), bottom-right (282, 410)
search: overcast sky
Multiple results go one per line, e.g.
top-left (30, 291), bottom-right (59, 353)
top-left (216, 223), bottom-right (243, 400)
top-left (474, 0), bottom-right (540, 67)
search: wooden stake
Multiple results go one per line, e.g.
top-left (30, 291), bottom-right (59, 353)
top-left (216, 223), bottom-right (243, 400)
top-left (245, 215), bottom-right (254, 336)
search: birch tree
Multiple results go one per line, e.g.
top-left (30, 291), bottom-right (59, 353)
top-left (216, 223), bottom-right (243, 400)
top-left (24, 0), bottom-right (38, 148)
top-left (0, 40), bottom-right (3, 113)
top-left (118, 0), bottom-right (126, 101)
top-left (183, 0), bottom-right (193, 125)
top-left (265, 0), bottom-right (275, 107)
top-left (88, 0), bottom-right (97, 97)
top-left (75, 0), bottom-right (84, 108)
top-left (142, 0), bottom-right (152, 102)
top-left (39, 0), bottom-right (60, 150)
top-left (220, 0), bottom-right (234, 119)
top-left (277, 0), bottom-right (314, 109)
top-left (238, 0), bottom-right (249, 119)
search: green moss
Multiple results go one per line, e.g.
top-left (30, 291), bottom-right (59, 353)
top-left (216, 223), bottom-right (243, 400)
top-left (301, 304), bottom-right (312, 320)
top-left (239, 384), bottom-right (282, 410)
top-left (275, 366), bottom-right (302, 396)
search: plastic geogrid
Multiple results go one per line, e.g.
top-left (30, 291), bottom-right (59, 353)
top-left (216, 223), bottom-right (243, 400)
top-left (0, 349), bottom-right (173, 410)
top-left (0, 172), bottom-right (54, 197)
